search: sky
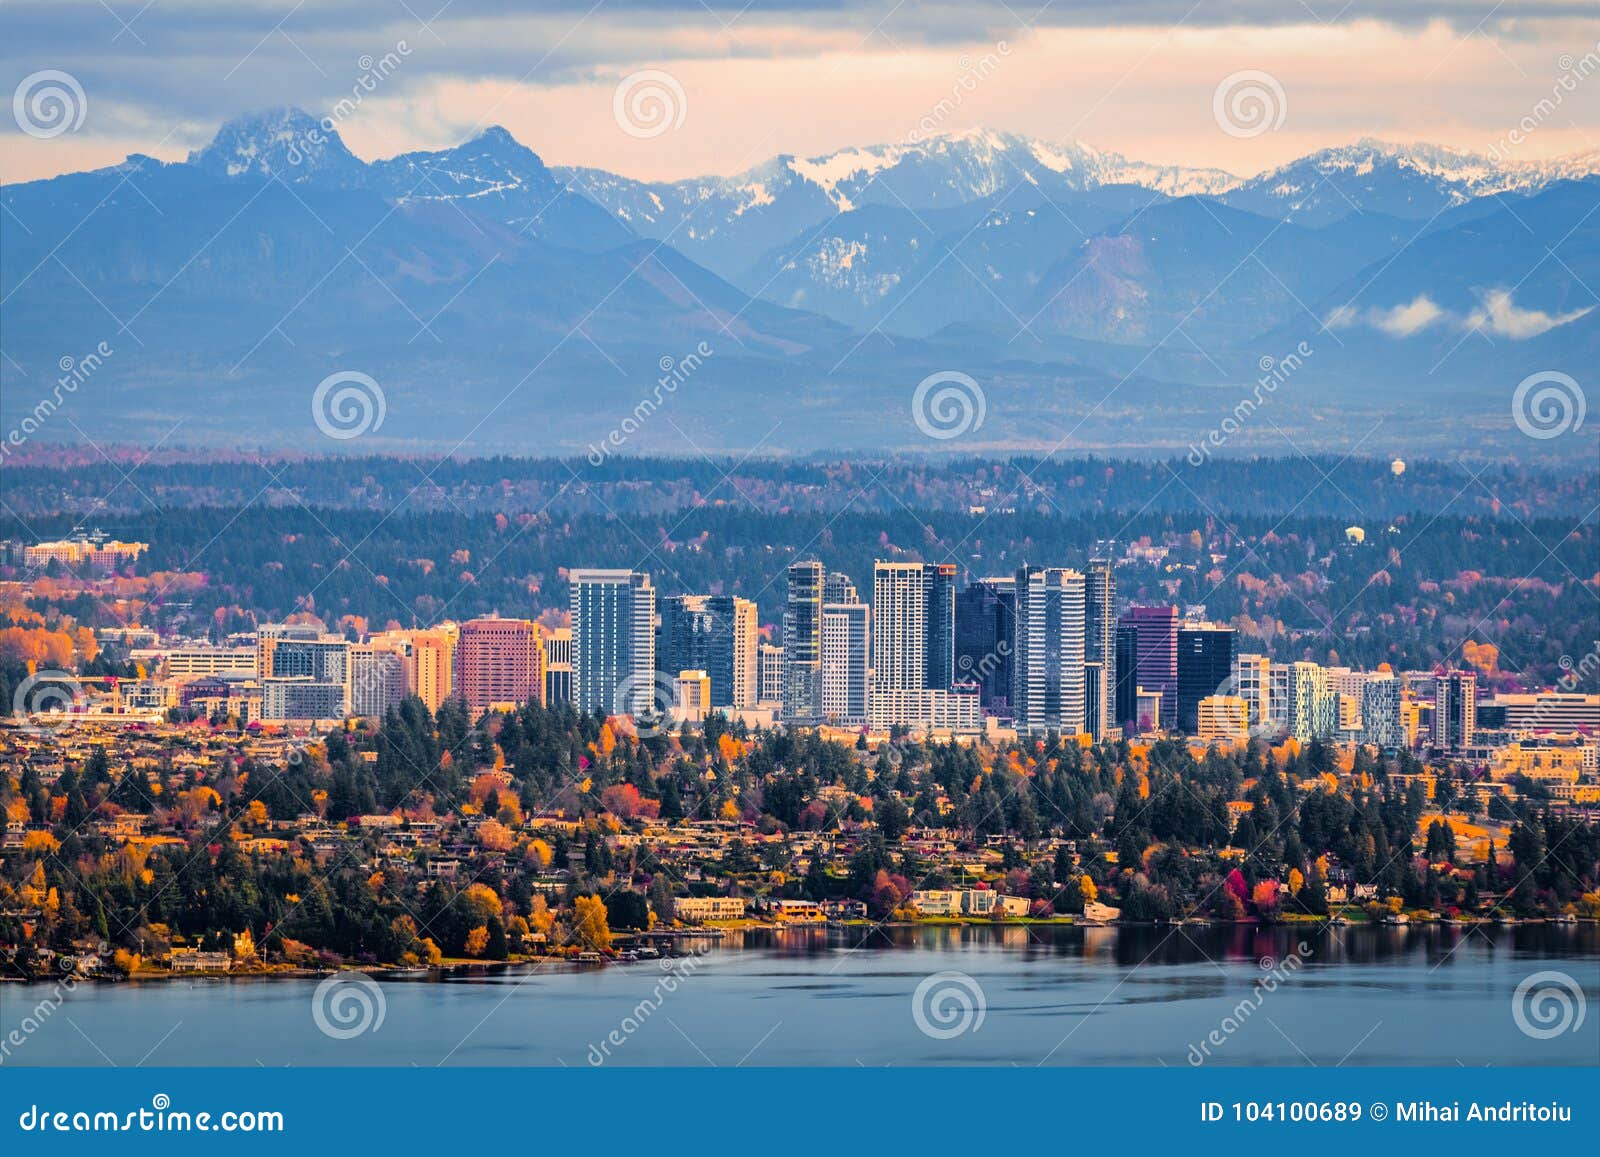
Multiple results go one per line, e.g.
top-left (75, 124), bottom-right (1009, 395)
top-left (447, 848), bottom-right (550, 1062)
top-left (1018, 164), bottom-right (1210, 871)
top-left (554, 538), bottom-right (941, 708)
top-left (2, 0), bottom-right (1599, 184)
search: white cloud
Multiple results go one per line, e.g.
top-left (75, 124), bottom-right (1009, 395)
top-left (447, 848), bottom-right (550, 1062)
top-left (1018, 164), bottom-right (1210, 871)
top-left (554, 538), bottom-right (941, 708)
top-left (1464, 288), bottom-right (1594, 338)
top-left (1326, 288), bottom-right (1594, 340)
top-left (1373, 295), bottom-right (1446, 336)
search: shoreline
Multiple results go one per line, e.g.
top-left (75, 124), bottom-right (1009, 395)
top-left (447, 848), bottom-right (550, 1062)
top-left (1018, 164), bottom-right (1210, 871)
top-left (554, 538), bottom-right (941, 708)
top-left (7, 915), bottom-right (1594, 985)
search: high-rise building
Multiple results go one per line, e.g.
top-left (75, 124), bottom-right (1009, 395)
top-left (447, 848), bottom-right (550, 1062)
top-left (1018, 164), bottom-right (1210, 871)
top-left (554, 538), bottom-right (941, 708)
top-left (871, 562), bottom-right (956, 695)
top-left (659, 594), bottom-right (758, 709)
top-left (255, 621), bottom-right (327, 680)
top-left (954, 576), bottom-right (1015, 711)
top-left (821, 601), bottom-right (871, 726)
top-left (350, 644), bottom-right (406, 718)
top-left (782, 561), bottom-right (824, 723)
top-left (368, 628), bottom-right (456, 713)
top-left (1361, 672), bottom-right (1402, 749)
top-left (1288, 661), bottom-right (1336, 742)
top-left (1118, 605), bottom-right (1178, 725)
top-left (1084, 661), bottom-right (1105, 740)
top-left (455, 616), bottom-right (543, 712)
top-left (570, 569), bottom-right (656, 715)
top-left (926, 563), bottom-right (957, 691)
top-left (257, 628), bottom-right (351, 716)
top-left (1233, 653), bottom-right (1273, 736)
top-left (1011, 566), bottom-right (1086, 735)
top-left (1084, 553), bottom-right (1117, 739)
top-left (1177, 624), bottom-right (1236, 733)
top-left (412, 629), bottom-right (454, 712)
top-left (659, 595), bottom-right (714, 684)
top-left (1327, 667), bottom-right (1365, 735)
top-left (1115, 623), bottom-right (1141, 731)
top-left (757, 643), bottom-right (785, 708)
top-left (1434, 670), bottom-right (1477, 751)
top-left (542, 627), bottom-right (573, 706)
top-left (726, 597), bottom-right (759, 710)
top-left (1268, 662), bottom-right (1292, 735)
top-left (824, 571), bottom-right (858, 605)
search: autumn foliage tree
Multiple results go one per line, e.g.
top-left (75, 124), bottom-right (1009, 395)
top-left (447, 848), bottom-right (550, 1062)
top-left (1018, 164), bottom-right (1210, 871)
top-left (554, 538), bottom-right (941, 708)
top-left (571, 894), bottom-right (612, 953)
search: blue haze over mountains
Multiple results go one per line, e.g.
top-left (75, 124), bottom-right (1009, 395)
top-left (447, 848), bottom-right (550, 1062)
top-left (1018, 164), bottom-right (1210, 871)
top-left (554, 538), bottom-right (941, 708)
top-left (3, 108), bottom-right (1596, 458)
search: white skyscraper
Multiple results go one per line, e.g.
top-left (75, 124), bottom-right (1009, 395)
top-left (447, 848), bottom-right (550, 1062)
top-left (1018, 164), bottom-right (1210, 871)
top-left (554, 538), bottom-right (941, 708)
top-left (872, 562), bottom-right (932, 693)
top-left (821, 602), bottom-right (871, 726)
top-left (1233, 653), bottom-right (1274, 736)
top-left (1361, 672), bottom-right (1402, 749)
top-left (1011, 566), bottom-right (1087, 735)
top-left (1288, 661), bottom-right (1336, 742)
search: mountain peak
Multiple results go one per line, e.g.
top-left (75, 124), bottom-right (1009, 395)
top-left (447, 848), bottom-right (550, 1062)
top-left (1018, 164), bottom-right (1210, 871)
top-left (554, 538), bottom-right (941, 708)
top-left (189, 107), bottom-right (364, 185)
top-left (470, 125), bottom-right (519, 146)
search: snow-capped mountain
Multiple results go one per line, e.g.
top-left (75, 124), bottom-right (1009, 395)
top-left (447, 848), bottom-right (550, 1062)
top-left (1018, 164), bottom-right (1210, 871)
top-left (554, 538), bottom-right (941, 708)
top-left (556, 129), bottom-right (1239, 277)
top-left (6, 109), bottom-right (1600, 455)
top-left (188, 107), bottom-right (367, 186)
top-left (1220, 137), bottom-right (1598, 225)
top-left (367, 125), bottom-right (633, 249)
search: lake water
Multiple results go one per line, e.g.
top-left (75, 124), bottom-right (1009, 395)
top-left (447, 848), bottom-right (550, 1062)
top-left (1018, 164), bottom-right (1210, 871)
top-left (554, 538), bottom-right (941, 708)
top-left (5, 924), bottom-right (1598, 1067)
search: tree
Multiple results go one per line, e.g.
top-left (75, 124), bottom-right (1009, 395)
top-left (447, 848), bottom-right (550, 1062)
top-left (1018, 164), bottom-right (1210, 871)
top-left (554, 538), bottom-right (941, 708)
top-left (572, 894), bottom-right (612, 952)
top-left (528, 894), bottom-right (554, 936)
top-left (605, 890), bottom-right (650, 930)
top-left (647, 874), bottom-right (676, 923)
top-left (464, 925), bottom-right (490, 957)
top-left (876, 795), bottom-right (910, 841)
top-left (1251, 879), bottom-right (1281, 921)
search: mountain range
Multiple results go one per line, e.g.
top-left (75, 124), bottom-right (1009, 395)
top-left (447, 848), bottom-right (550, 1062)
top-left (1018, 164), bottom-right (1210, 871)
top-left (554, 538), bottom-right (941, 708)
top-left (2, 108), bottom-right (1596, 459)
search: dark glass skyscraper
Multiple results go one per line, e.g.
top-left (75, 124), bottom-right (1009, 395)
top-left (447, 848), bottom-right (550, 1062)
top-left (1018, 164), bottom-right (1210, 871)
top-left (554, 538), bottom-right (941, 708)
top-left (1085, 553), bottom-right (1116, 738)
top-left (1114, 623), bottom-right (1140, 731)
top-left (926, 563), bottom-right (957, 691)
top-left (658, 594), bottom-right (753, 708)
top-left (955, 576), bottom-right (1015, 709)
top-left (782, 561), bottom-right (824, 722)
top-left (1176, 623), bottom-right (1237, 732)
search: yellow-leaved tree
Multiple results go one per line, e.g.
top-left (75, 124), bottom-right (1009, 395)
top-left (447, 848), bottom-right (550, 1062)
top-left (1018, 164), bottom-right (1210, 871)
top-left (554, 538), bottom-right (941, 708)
top-left (572, 894), bottom-right (611, 953)
top-left (528, 894), bottom-right (555, 936)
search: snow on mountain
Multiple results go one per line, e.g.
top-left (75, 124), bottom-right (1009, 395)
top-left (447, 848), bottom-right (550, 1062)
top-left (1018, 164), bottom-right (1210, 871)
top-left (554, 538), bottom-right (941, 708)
top-left (1222, 137), bottom-right (1600, 224)
top-left (188, 108), bottom-right (366, 186)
